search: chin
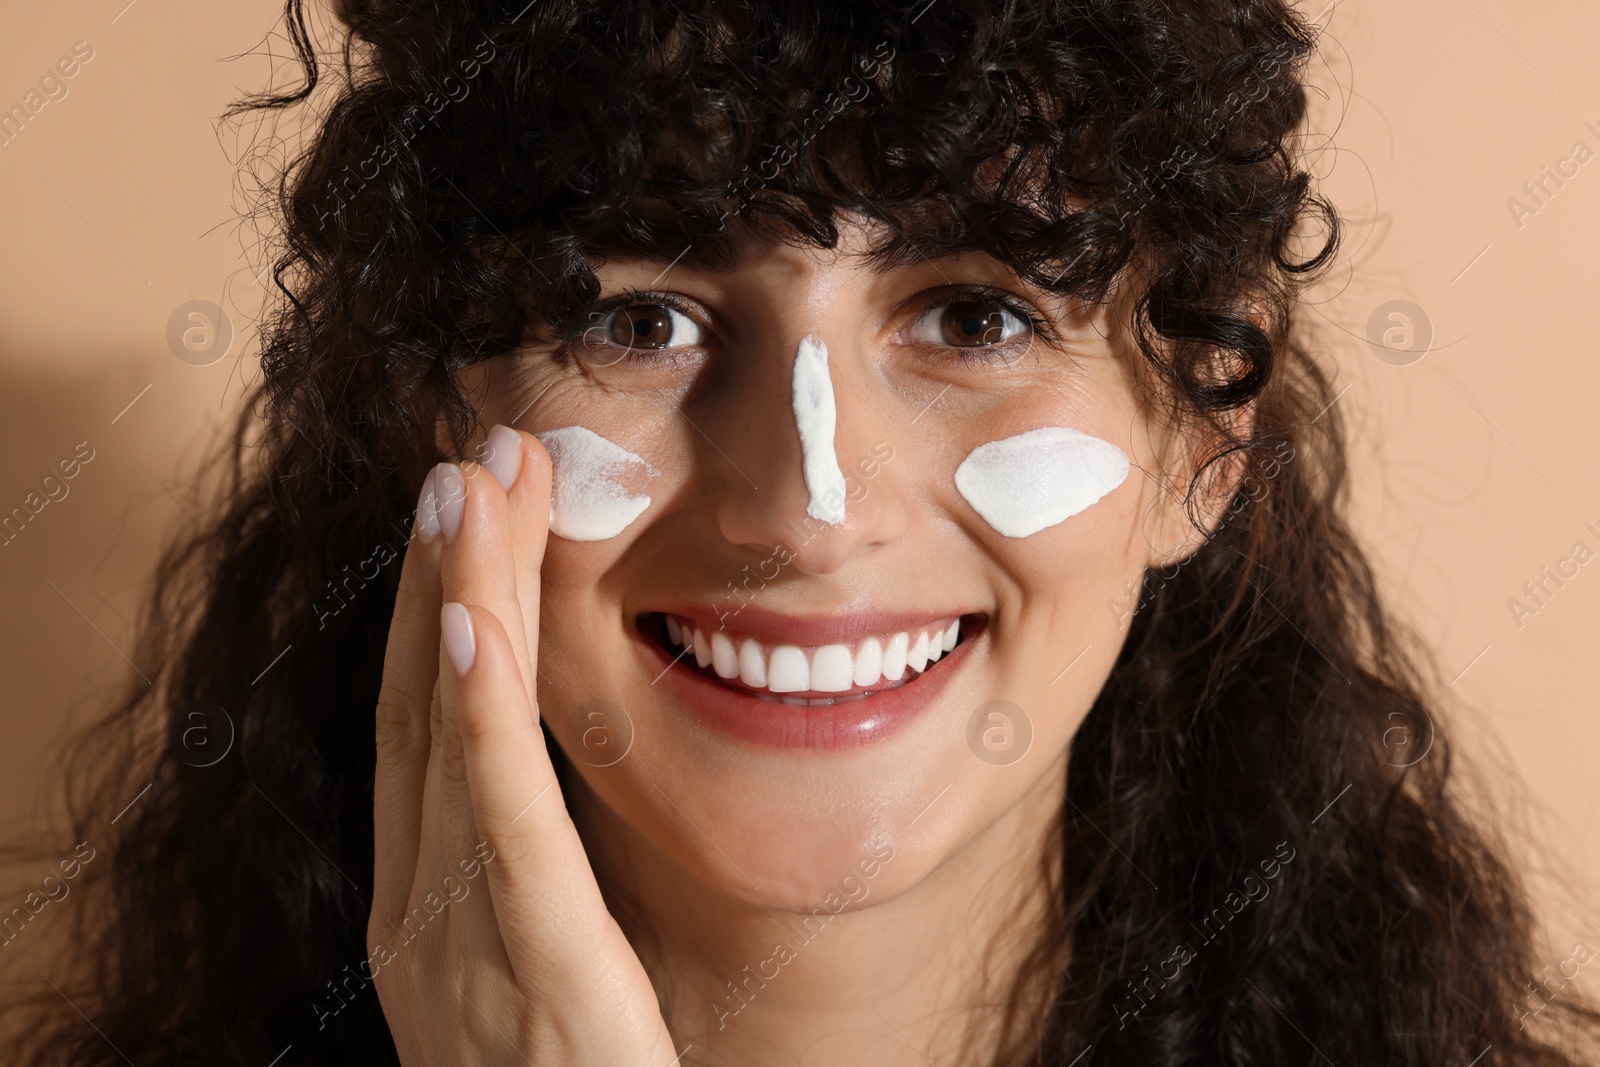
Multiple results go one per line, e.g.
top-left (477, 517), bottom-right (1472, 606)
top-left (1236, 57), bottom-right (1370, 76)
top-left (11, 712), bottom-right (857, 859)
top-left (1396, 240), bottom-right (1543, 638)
top-left (538, 606), bottom-right (1030, 911)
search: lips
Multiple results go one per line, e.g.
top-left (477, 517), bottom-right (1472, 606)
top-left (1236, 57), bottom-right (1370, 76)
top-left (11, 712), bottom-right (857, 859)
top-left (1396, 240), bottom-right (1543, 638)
top-left (663, 613), bottom-right (961, 698)
top-left (634, 608), bottom-right (984, 749)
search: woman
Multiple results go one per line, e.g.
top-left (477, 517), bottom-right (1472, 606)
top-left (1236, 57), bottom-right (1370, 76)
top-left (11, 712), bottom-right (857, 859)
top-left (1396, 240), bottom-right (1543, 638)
top-left (12, 0), bottom-right (1598, 1063)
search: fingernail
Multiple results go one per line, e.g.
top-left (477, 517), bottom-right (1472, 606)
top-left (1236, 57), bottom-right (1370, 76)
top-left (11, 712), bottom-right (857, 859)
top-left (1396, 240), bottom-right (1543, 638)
top-left (440, 602), bottom-right (476, 677)
top-left (482, 424), bottom-right (524, 493)
top-left (436, 463), bottom-right (466, 543)
top-left (415, 467), bottom-right (441, 544)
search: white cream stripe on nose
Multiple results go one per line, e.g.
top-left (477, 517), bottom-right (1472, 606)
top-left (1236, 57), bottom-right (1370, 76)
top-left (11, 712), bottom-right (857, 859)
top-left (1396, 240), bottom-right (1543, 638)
top-left (791, 335), bottom-right (848, 525)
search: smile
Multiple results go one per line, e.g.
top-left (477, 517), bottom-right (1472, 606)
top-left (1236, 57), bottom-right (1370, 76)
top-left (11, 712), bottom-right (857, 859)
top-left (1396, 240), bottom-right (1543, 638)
top-left (659, 613), bottom-right (964, 703)
top-left (636, 608), bottom-right (984, 749)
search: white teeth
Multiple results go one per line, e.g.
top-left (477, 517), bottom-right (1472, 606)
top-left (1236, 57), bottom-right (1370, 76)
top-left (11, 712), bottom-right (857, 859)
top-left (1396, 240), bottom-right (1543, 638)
top-left (907, 630), bottom-right (930, 672)
top-left (853, 636), bottom-right (883, 687)
top-left (738, 637), bottom-right (767, 688)
top-left (711, 631), bottom-right (739, 679)
top-left (882, 632), bottom-right (908, 681)
top-left (767, 645), bottom-right (810, 693)
top-left (664, 615), bottom-right (966, 694)
top-left (810, 644), bottom-right (854, 692)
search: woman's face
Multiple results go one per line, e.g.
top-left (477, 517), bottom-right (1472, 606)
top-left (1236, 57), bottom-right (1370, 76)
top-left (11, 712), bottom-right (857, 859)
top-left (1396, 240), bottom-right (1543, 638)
top-left (468, 216), bottom-right (1198, 912)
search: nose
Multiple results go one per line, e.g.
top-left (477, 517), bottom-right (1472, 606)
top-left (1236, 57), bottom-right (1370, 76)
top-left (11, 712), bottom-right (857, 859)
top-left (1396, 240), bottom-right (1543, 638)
top-left (711, 335), bottom-right (904, 576)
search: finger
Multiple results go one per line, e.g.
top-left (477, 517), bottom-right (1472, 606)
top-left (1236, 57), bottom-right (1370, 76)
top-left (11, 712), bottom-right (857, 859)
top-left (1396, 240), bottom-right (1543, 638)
top-left (483, 425), bottom-right (553, 708)
top-left (371, 469), bottom-right (445, 932)
top-left (434, 456), bottom-right (524, 870)
top-left (438, 447), bottom-right (536, 702)
top-left (439, 601), bottom-right (621, 985)
top-left (416, 456), bottom-right (527, 957)
top-left (416, 430), bottom-right (553, 978)
top-left (408, 465), bottom-right (490, 931)
top-left (412, 643), bottom-right (508, 971)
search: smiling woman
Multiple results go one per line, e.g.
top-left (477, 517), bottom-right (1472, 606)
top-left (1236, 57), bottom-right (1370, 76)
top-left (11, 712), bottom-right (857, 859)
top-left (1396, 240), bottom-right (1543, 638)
top-left (10, 1), bottom-right (1600, 1065)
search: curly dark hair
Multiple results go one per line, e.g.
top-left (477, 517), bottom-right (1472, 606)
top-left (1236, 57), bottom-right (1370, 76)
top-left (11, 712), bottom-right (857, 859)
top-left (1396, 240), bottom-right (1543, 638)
top-left (7, 0), bottom-right (1597, 1063)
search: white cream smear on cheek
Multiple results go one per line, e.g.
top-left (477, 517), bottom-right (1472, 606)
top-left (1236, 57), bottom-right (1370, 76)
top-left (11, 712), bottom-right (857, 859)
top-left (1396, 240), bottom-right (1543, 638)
top-left (791, 335), bottom-right (848, 524)
top-left (954, 426), bottom-right (1130, 538)
top-left (532, 425), bottom-right (656, 541)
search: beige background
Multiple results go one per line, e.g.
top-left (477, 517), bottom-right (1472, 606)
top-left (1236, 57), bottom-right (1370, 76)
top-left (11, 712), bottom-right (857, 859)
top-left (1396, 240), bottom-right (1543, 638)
top-left (0, 0), bottom-right (1594, 974)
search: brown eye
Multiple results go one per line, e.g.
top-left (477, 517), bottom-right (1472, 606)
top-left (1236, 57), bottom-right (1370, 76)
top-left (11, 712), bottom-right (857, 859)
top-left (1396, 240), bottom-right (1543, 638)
top-left (602, 303), bottom-right (704, 350)
top-left (911, 297), bottom-right (1031, 348)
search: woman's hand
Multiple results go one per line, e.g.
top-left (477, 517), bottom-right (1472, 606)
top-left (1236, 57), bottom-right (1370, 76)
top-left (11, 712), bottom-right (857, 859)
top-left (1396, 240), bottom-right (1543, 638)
top-left (368, 425), bottom-right (678, 1066)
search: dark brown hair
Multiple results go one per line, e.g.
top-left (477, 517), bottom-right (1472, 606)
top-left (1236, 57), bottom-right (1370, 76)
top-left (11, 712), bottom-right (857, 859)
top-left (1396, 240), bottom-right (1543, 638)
top-left (9, 0), bottom-right (1597, 1063)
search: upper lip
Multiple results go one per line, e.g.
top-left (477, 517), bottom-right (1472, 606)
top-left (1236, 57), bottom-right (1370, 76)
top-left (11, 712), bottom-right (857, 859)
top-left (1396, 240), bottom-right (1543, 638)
top-left (648, 603), bottom-right (980, 647)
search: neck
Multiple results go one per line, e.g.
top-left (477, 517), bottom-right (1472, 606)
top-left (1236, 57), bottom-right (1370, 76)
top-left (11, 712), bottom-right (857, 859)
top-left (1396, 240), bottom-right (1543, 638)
top-left (569, 766), bottom-right (1065, 1067)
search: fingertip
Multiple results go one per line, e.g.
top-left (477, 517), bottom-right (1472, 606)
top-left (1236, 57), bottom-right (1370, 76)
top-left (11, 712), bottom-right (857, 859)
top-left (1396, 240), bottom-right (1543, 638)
top-left (441, 601), bottom-right (476, 677)
top-left (436, 462), bottom-right (467, 544)
top-left (483, 423), bottom-right (524, 492)
top-left (391, 495), bottom-right (443, 625)
top-left (415, 465), bottom-right (442, 544)
top-left (517, 428), bottom-right (553, 490)
top-left (506, 429), bottom-right (554, 533)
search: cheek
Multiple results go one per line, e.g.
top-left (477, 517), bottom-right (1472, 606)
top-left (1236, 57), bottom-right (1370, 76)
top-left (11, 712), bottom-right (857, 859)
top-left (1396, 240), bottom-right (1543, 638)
top-left (485, 357), bottom-right (694, 544)
top-left (945, 426), bottom-right (1150, 701)
top-left (975, 470), bottom-right (1149, 625)
top-left (952, 426), bottom-right (1130, 539)
top-left (971, 495), bottom-right (1146, 775)
top-left (534, 424), bottom-right (657, 542)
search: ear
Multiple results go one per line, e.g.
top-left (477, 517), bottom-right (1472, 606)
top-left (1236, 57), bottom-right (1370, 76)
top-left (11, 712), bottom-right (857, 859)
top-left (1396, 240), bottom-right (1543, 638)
top-left (1137, 399), bottom-right (1255, 572)
top-left (1136, 302), bottom-right (1268, 568)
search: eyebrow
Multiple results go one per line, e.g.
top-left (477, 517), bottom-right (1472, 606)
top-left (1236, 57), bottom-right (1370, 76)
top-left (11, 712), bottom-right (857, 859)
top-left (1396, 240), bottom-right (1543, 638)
top-left (600, 228), bottom-right (997, 279)
top-left (586, 234), bottom-right (746, 275)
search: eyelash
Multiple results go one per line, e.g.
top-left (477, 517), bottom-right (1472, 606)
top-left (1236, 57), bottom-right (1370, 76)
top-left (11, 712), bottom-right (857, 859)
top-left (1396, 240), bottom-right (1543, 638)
top-left (907, 286), bottom-right (1051, 365)
top-left (557, 287), bottom-right (702, 364)
top-left (558, 285), bottom-right (1052, 364)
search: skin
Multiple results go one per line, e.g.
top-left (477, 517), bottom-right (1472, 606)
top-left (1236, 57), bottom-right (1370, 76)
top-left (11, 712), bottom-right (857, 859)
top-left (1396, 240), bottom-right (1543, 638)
top-left (372, 216), bottom-right (1231, 1065)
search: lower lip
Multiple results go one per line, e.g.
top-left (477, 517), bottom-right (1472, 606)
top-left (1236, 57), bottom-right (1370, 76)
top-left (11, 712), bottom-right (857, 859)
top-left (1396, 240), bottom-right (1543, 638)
top-left (640, 623), bottom-right (978, 751)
